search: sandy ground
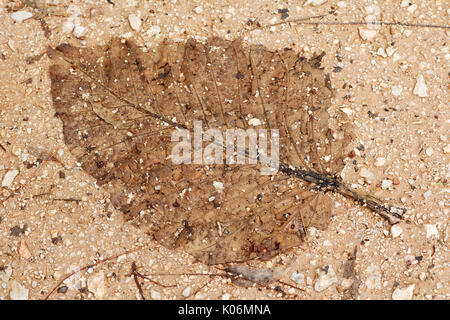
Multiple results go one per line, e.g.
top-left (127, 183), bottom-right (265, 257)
top-left (0, 0), bottom-right (448, 300)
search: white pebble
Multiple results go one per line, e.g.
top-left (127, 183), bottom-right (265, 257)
top-left (213, 181), bottom-right (224, 192)
top-left (314, 266), bottom-right (338, 292)
top-left (386, 46), bottom-right (397, 57)
top-left (400, 0), bottom-right (411, 7)
top-left (73, 25), bottom-right (87, 39)
top-left (413, 74), bottom-right (428, 97)
top-left (181, 286), bottom-right (192, 297)
top-left (128, 14), bottom-right (141, 32)
top-left (407, 4), bottom-right (417, 13)
top-left (375, 157), bottom-right (386, 167)
top-left (424, 224), bottom-right (439, 239)
top-left (304, 0), bottom-right (327, 6)
top-left (365, 264), bottom-right (382, 289)
top-left (193, 6), bottom-right (203, 14)
top-left (147, 25), bottom-right (161, 36)
top-left (11, 11), bottom-right (33, 23)
top-left (391, 224), bottom-right (403, 238)
top-left (248, 118), bottom-right (261, 126)
top-left (392, 284), bottom-right (415, 300)
top-left (359, 168), bottom-right (375, 181)
top-left (391, 86), bottom-right (403, 97)
top-left (423, 190), bottom-right (432, 199)
top-left (290, 271), bottom-right (305, 285)
top-left (2, 170), bottom-right (19, 189)
top-left (9, 281), bottom-right (29, 300)
top-left (62, 21), bottom-right (75, 34)
top-left (336, 1), bottom-right (347, 8)
top-left (87, 271), bottom-right (106, 299)
top-left (358, 28), bottom-right (377, 41)
top-left (151, 290), bottom-right (162, 299)
top-left (381, 179), bottom-right (392, 189)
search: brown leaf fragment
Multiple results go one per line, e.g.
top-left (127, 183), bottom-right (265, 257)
top-left (48, 37), bottom-right (403, 265)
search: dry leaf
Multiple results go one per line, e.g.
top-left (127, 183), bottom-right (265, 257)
top-left (48, 37), bottom-right (404, 265)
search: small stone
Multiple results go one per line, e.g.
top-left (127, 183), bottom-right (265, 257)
top-left (392, 284), bottom-right (415, 300)
top-left (0, 265), bottom-right (12, 282)
top-left (2, 169), bottom-right (19, 189)
top-left (150, 290), bottom-right (162, 299)
top-left (424, 224), bottom-right (439, 239)
top-left (213, 181), bottom-right (224, 192)
top-left (314, 265), bottom-right (338, 292)
top-left (10, 11), bottom-right (33, 23)
top-left (9, 281), bottom-right (29, 300)
top-left (359, 168), bottom-right (375, 181)
top-left (290, 271), bottom-right (305, 285)
top-left (304, 0), bottom-right (327, 6)
top-left (87, 271), bottom-right (106, 299)
top-left (386, 46), bottom-right (397, 57)
top-left (407, 4), bottom-right (417, 13)
top-left (375, 157), bottom-right (386, 167)
top-left (391, 86), bottom-right (403, 97)
top-left (391, 224), bottom-right (403, 238)
top-left (62, 21), bottom-right (75, 34)
top-left (423, 190), bottom-right (432, 199)
top-left (365, 264), bottom-right (382, 289)
top-left (340, 278), bottom-right (353, 290)
top-left (73, 25), bottom-right (87, 39)
top-left (147, 25), bottom-right (161, 37)
top-left (193, 6), bottom-right (203, 14)
top-left (443, 145), bottom-right (450, 154)
top-left (128, 14), bottom-right (141, 32)
top-left (381, 179), bottom-right (393, 189)
top-left (336, 1), bottom-right (347, 8)
top-left (425, 148), bottom-right (433, 156)
top-left (413, 74), bottom-right (428, 97)
top-left (222, 293), bottom-right (231, 300)
top-left (248, 118), bottom-right (261, 126)
top-left (57, 286), bottom-right (69, 294)
top-left (18, 239), bottom-right (32, 259)
top-left (400, 0), bottom-right (411, 7)
top-left (358, 28), bottom-right (377, 41)
top-left (181, 286), bottom-right (192, 297)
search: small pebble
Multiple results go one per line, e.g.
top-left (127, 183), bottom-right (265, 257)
top-left (391, 86), bottom-right (403, 97)
top-left (87, 271), bottom-right (106, 299)
top-left (147, 25), bottom-right (161, 37)
top-left (358, 28), bottom-right (377, 41)
top-left (424, 224), bottom-right (439, 239)
top-left (375, 157), bottom-right (386, 167)
top-left (304, 0), bottom-right (327, 6)
top-left (290, 271), bottom-right (305, 285)
top-left (62, 21), bottom-right (75, 34)
top-left (391, 224), bottom-right (403, 238)
top-left (10, 11), bottom-right (33, 23)
top-left (381, 179), bottom-right (392, 189)
top-left (413, 74), bottom-right (428, 97)
top-left (193, 6), bottom-right (203, 14)
top-left (365, 264), bottom-right (382, 290)
top-left (181, 286), bottom-right (192, 297)
top-left (73, 25), bottom-right (87, 39)
top-left (128, 14), bottom-right (141, 32)
top-left (9, 281), bottom-right (29, 300)
top-left (314, 265), bottom-right (338, 292)
top-left (2, 169), bottom-right (19, 189)
top-left (392, 284), bottom-right (415, 300)
top-left (151, 290), bottom-right (162, 299)
top-left (336, 1), bottom-right (347, 8)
